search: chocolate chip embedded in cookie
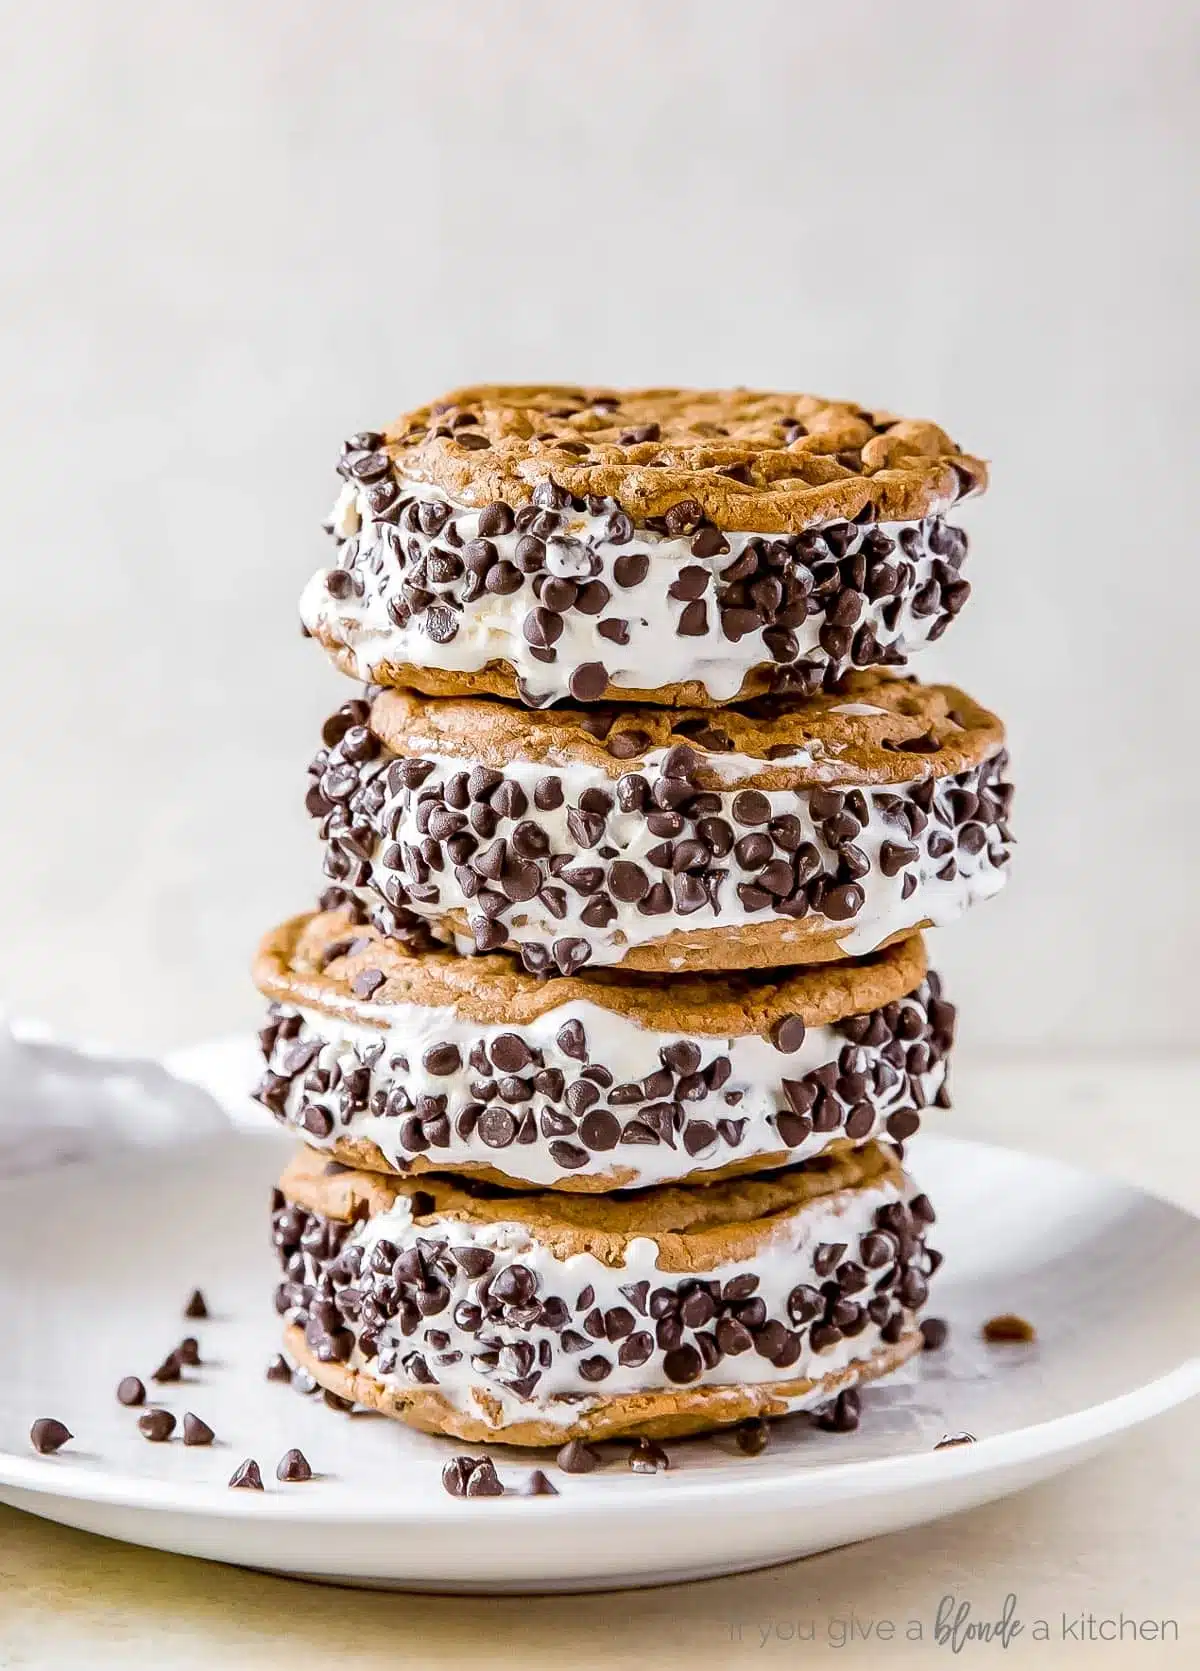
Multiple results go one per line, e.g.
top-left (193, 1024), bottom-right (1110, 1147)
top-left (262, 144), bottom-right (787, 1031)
top-left (307, 672), bottom-right (1012, 975)
top-left (300, 385), bottom-right (984, 708)
top-left (270, 1140), bottom-right (938, 1447)
top-left (253, 910), bottom-right (953, 1192)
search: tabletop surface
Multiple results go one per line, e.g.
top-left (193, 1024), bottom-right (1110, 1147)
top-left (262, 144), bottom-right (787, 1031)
top-left (2, 1059), bottom-right (1197, 1669)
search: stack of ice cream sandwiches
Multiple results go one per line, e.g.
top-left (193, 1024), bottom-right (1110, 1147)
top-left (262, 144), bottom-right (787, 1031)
top-left (256, 386), bottom-right (1012, 1447)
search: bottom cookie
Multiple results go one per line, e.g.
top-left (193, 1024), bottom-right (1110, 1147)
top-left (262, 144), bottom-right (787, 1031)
top-left (272, 1142), bottom-right (939, 1446)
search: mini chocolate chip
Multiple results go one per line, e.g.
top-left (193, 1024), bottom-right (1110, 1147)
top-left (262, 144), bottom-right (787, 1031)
top-left (541, 576), bottom-right (578, 612)
top-left (822, 883), bottom-right (865, 921)
top-left (117, 1375), bottom-right (146, 1406)
top-left (477, 502), bottom-right (514, 537)
top-left (276, 1446), bottom-right (313, 1482)
top-left (441, 1456), bottom-right (473, 1497)
top-left (579, 1109), bottom-right (621, 1151)
top-left (524, 779), bottom-right (563, 818)
top-left (816, 1390), bottom-right (861, 1433)
top-left (613, 552), bottom-right (649, 587)
top-left (226, 1457), bottom-right (264, 1490)
top-left (138, 1408), bottom-right (177, 1443)
top-left (557, 1439), bottom-right (602, 1474)
top-left (556, 1020), bottom-right (588, 1060)
top-left (569, 663), bottom-right (609, 702)
top-left (920, 1317), bottom-right (949, 1351)
top-left (734, 1418), bottom-right (769, 1455)
top-left (486, 560), bottom-right (523, 594)
top-left (489, 1034), bottom-right (532, 1073)
top-left (880, 841), bottom-right (919, 876)
top-left (663, 1344), bottom-right (703, 1384)
top-left (524, 607), bottom-right (564, 648)
top-left (731, 790), bottom-right (771, 826)
top-left (184, 1289), bottom-right (208, 1319)
top-left (491, 1263), bottom-right (537, 1305)
top-left (887, 1108), bottom-right (921, 1141)
top-left (628, 1437), bottom-right (671, 1474)
top-left (183, 1412), bottom-right (215, 1447)
top-left (770, 1014), bottom-right (806, 1052)
top-left (29, 1418), bottom-right (72, 1455)
top-left (423, 1043), bottom-right (462, 1075)
top-left (523, 1467), bottom-right (559, 1496)
top-left (478, 1107), bottom-right (517, 1148)
top-left (153, 1351), bottom-right (183, 1384)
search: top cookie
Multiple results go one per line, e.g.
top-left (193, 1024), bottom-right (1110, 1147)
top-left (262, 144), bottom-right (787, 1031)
top-left (377, 386), bottom-right (986, 533)
top-left (300, 384), bottom-right (985, 709)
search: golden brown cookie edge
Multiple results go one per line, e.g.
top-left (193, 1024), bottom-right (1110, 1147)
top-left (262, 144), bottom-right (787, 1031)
top-left (283, 1322), bottom-right (921, 1446)
top-left (254, 909), bottom-right (928, 1033)
top-left (277, 1139), bottom-right (903, 1270)
top-left (366, 673), bottom-right (1005, 787)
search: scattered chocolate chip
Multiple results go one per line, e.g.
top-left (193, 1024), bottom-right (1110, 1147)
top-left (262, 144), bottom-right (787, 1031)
top-left (816, 1389), bottom-right (861, 1433)
top-left (184, 1289), bottom-right (208, 1319)
top-left (116, 1376), bottom-right (146, 1407)
top-left (138, 1409), bottom-right (176, 1443)
top-left (441, 1456), bottom-right (474, 1497)
top-left (734, 1418), bottom-right (770, 1456)
top-left (153, 1351), bottom-right (184, 1383)
top-left (556, 1439), bottom-right (601, 1474)
top-left (934, 1432), bottom-right (977, 1450)
top-left (628, 1437), bottom-right (671, 1474)
top-left (178, 1336), bottom-right (201, 1366)
top-left (920, 1317), bottom-right (949, 1351)
top-left (276, 1447), bottom-right (313, 1481)
top-left (229, 1458), bottom-right (264, 1489)
top-left (522, 1468), bottom-right (559, 1496)
top-left (266, 1354), bottom-right (293, 1383)
top-left (29, 1418), bottom-right (72, 1455)
top-left (465, 1457), bottom-right (505, 1496)
top-left (982, 1313), bottom-right (1036, 1344)
top-left (183, 1412), bottom-right (215, 1447)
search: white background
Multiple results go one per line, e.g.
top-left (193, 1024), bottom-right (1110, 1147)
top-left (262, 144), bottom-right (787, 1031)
top-left (1, 1), bottom-right (1196, 1058)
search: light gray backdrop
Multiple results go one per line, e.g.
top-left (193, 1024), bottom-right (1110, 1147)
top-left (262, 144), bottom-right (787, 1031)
top-left (2, 0), bottom-right (1196, 1058)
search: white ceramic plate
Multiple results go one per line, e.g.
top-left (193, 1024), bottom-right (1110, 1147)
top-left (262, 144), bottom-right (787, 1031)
top-left (1, 1042), bottom-right (1198, 1593)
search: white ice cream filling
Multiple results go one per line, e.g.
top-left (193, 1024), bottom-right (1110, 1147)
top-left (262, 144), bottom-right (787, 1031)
top-left (300, 476), bottom-right (969, 704)
top-left (260, 983), bottom-right (948, 1189)
top-left (317, 744), bottom-right (1011, 969)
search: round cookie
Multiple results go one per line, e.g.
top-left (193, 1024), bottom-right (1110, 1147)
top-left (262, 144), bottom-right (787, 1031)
top-left (300, 384), bottom-right (985, 708)
top-left (308, 672), bottom-right (1013, 975)
top-left (254, 910), bottom-right (954, 1192)
top-left (272, 1141), bottom-right (939, 1446)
